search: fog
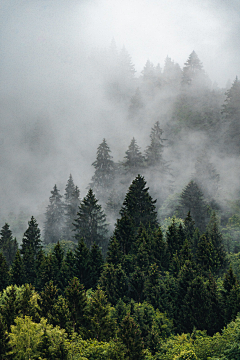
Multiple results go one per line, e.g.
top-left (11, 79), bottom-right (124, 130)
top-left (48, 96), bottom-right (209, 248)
top-left (0, 0), bottom-right (240, 234)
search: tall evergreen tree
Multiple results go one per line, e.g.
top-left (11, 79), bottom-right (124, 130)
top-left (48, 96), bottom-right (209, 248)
top-left (44, 185), bottom-right (65, 244)
top-left (119, 175), bottom-right (158, 231)
top-left (178, 180), bottom-right (209, 233)
top-left (64, 185), bottom-right (80, 241)
top-left (182, 51), bottom-right (209, 87)
top-left (21, 216), bottom-right (42, 285)
top-left (74, 238), bottom-right (90, 289)
top-left (9, 250), bottom-right (24, 286)
top-left (73, 189), bottom-right (108, 249)
top-left (0, 223), bottom-right (18, 266)
top-left (122, 138), bottom-right (144, 177)
top-left (0, 253), bottom-right (9, 292)
top-left (145, 121), bottom-right (167, 169)
top-left (90, 139), bottom-right (115, 201)
top-left (222, 77), bottom-right (240, 154)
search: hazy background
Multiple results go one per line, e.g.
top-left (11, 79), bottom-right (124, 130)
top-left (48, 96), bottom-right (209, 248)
top-left (0, 0), bottom-right (240, 231)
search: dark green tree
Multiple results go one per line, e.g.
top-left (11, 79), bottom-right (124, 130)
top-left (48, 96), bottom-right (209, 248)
top-left (118, 313), bottom-right (144, 360)
top-left (85, 286), bottom-right (116, 341)
top-left (222, 266), bottom-right (240, 324)
top-left (44, 185), bottom-right (65, 244)
top-left (21, 216), bottom-right (42, 284)
top-left (90, 139), bottom-right (115, 200)
top-left (178, 180), bottom-right (209, 233)
top-left (65, 277), bottom-right (87, 333)
top-left (9, 250), bottom-right (24, 286)
top-left (0, 314), bottom-right (10, 359)
top-left (88, 243), bottom-right (104, 289)
top-left (207, 212), bottom-right (227, 273)
top-left (73, 189), bottom-right (108, 249)
top-left (99, 263), bottom-right (129, 305)
top-left (119, 175), bottom-right (158, 231)
top-left (0, 253), bottom-right (9, 292)
top-left (73, 238), bottom-right (90, 288)
top-left (40, 280), bottom-right (59, 320)
top-left (0, 223), bottom-right (18, 266)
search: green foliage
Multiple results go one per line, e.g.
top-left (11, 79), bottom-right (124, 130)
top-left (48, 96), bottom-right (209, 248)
top-left (0, 223), bottom-right (18, 266)
top-left (73, 189), bottom-right (108, 249)
top-left (44, 185), bottom-right (65, 244)
top-left (8, 316), bottom-right (68, 360)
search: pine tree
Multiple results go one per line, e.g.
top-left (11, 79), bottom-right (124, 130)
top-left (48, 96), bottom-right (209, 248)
top-left (74, 238), bottom-right (90, 288)
top-left (64, 185), bottom-right (80, 242)
top-left (118, 313), bottom-right (144, 360)
top-left (0, 223), bottom-right (18, 266)
top-left (222, 77), bottom-right (240, 154)
top-left (73, 189), bottom-right (108, 249)
top-left (21, 216), bottom-right (42, 285)
top-left (122, 138), bottom-right (144, 177)
top-left (64, 174), bottom-right (75, 204)
top-left (9, 250), bottom-right (24, 286)
top-left (99, 263), bottom-right (129, 305)
top-left (90, 139), bottom-right (115, 201)
top-left (162, 56), bottom-right (182, 87)
top-left (44, 185), bottom-right (65, 244)
top-left (88, 243), bottom-right (104, 289)
top-left (65, 277), bottom-right (87, 333)
top-left (178, 180), bottom-right (209, 233)
top-left (0, 253), bottom-right (9, 292)
top-left (182, 51), bottom-right (209, 87)
top-left (119, 175), bottom-right (158, 231)
top-left (85, 286), bottom-right (116, 341)
top-left (207, 212), bottom-right (227, 273)
top-left (196, 234), bottom-right (215, 273)
top-left (128, 87), bottom-right (144, 120)
top-left (145, 121), bottom-right (166, 169)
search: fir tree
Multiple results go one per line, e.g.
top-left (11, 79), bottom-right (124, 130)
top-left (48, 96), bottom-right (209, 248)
top-left (73, 238), bottom-right (90, 288)
top-left (44, 185), bottom-right (65, 244)
top-left (64, 185), bottom-right (80, 242)
top-left (145, 121), bottom-right (166, 168)
top-left (0, 253), bottom-right (9, 292)
top-left (222, 77), bottom-right (240, 154)
top-left (0, 223), bottom-right (18, 266)
top-left (9, 250), bottom-right (24, 286)
top-left (73, 189), bottom-right (108, 249)
top-left (119, 175), bottom-right (158, 231)
top-left (65, 277), bottom-right (87, 333)
top-left (122, 138), bottom-right (144, 177)
top-left (178, 180), bottom-right (209, 233)
top-left (90, 139), bottom-right (115, 201)
top-left (88, 243), bottom-right (104, 289)
top-left (20, 216), bottom-right (42, 285)
top-left (182, 51), bottom-right (209, 87)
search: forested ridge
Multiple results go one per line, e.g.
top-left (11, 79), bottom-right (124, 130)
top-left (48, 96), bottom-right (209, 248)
top-left (1, 48), bottom-right (240, 359)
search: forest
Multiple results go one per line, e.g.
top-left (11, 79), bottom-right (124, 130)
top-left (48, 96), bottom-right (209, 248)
top-left (1, 47), bottom-right (240, 359)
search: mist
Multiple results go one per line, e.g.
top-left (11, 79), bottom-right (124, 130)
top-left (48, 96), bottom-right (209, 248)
top-left (0, 0), bottom-right (240, 237)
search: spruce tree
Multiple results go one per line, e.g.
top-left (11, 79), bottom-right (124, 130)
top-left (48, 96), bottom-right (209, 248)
top-left (44, 185), bottom-right (65, 244)
top-left (65, 277), bottom-right (87, 333)
top-left (119, 175), bottom-right (158, 231)
top-left (9, 250), bottom-right (24, 286)
top-left (63, 175), bottom-right (80, 241)
top-left (222, 77), bottom-right (240, 154)
top-left (178, 180), bottom-right (209, 233)
top-left (90, 139), bottom-right (115, 201)
top-left (88, 243), bottom-right (104, 289)
top-left (73, 189), bottom-right (108, 249)
top-left (74, 238), bottom-right (90, 288)
top-left (182, 51), bottom-right (209, 87)
top-left (0, 223), bottom-right (18, 266)
top-left (21, 216), bottom-right (42, 285)
top-left (122, 138), bottom-right (144, 177)
top-left (145, 121), bottom-right (166, 168)
top-left (0, 253), bottom-right (9, 292)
